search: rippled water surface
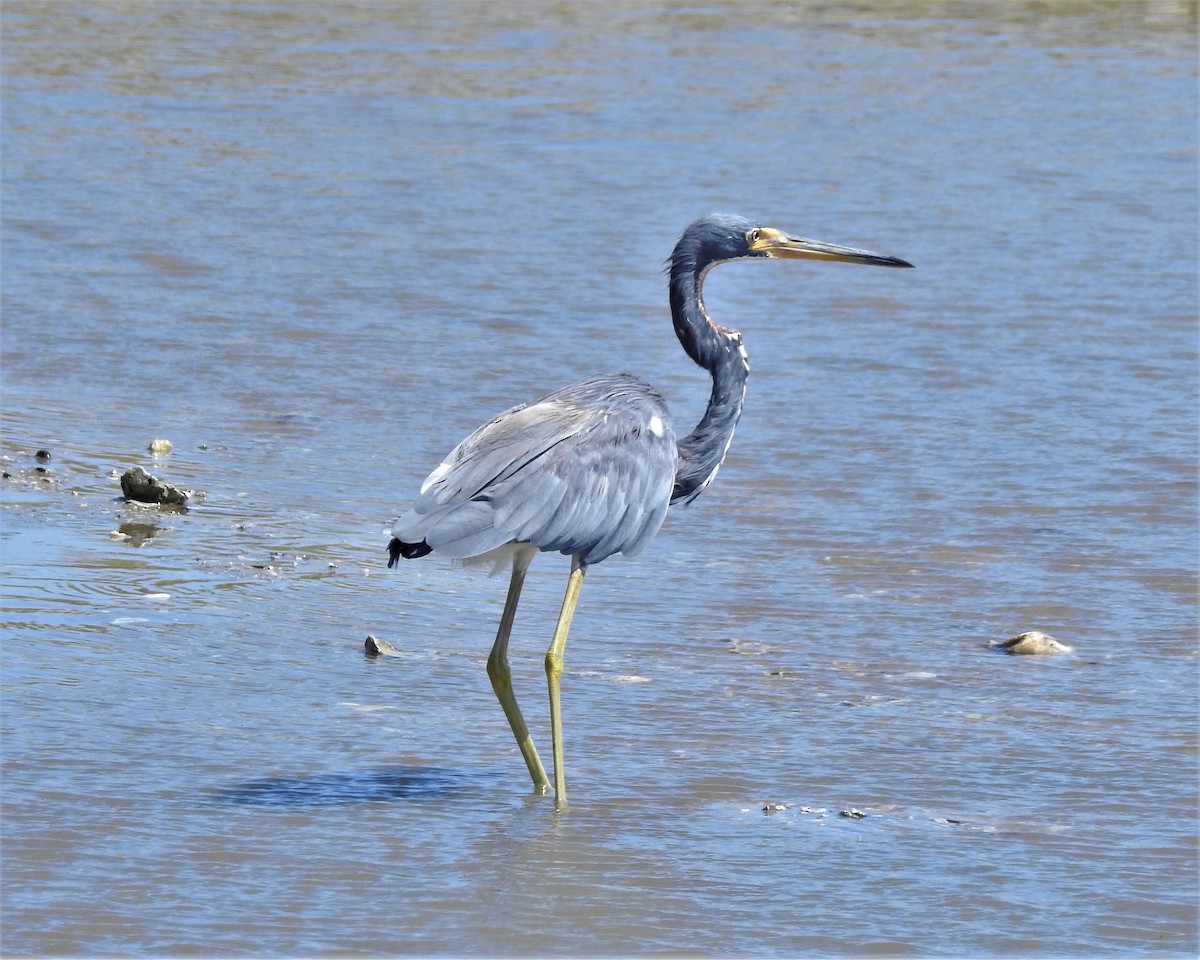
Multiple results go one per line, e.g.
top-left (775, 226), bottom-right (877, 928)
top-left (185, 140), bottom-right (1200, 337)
top-left (2, 2), bottom-right (1197, 957)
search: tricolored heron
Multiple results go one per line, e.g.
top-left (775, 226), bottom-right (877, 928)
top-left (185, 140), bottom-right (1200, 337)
top-left (388, 213), bottom-right (912, 806)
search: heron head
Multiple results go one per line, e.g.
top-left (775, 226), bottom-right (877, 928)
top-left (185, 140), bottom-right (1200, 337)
top-left (680, 213), bottom-right (913, 270)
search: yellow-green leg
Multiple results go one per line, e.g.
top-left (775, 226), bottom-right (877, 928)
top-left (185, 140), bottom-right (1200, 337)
top-left (486, 546), bottom-right (551, 794)
top-left (545, 556), bottom-right (586, 809)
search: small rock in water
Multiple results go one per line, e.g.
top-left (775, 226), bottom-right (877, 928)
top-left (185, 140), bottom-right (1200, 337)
top-left (148, 438), bottom-right (173, 455)
top-left (364, 634), bottom-right (403, 658)
top-left (999, 631), bottom-right (1072, 655)
top-left (35, 449), bottom-right (52, 462)
top-left (761, 801), bottom-right (788, 814)
top-left (840, 808), bottom-right (867, 820)
top-left (119, 465), bottom-right (190, 505)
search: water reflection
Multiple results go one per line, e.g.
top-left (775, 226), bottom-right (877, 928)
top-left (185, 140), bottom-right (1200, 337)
top-left (113, 520), bottom-right (161, 546)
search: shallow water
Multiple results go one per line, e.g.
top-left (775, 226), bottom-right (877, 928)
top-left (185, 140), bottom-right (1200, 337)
top-left (2, 2), bottom-right (1197, 957)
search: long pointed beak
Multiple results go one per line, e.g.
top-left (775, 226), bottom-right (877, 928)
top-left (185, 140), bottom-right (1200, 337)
top-left (750, 228), bottom-right (913, 268)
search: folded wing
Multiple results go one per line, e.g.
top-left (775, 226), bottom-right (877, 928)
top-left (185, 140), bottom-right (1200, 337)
top-left (391, 375), bottom-right (677, 565)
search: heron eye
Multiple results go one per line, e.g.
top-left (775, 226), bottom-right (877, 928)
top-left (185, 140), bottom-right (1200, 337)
top-left (747, 229), bottom-right (761, 245)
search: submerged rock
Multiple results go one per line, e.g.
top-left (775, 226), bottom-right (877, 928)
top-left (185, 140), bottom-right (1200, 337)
top-left (119, 465), bottom-right (190, 505)
top-left (998, 631), bottom-right (1072, 655)
top-left (2, 452), bottom-right (58, 486)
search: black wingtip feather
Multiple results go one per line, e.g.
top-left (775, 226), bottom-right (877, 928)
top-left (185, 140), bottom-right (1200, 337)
top-left (387, 537), bottom-right (432, 567)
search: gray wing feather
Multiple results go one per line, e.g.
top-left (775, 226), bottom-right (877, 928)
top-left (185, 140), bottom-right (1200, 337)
top-left (391, 375), bottom-right (677, 564)
top-left (419, 402), bottom-right (589, 506)
top-left (409, 501), bottom-right (499, 558)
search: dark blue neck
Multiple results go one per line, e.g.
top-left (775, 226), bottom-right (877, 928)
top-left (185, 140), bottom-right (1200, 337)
top-left (669, 254), bottom-right (749, 505)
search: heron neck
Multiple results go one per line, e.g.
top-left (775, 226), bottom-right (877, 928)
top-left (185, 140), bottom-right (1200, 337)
top-left (669, 260), bottom-right (749, 504)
